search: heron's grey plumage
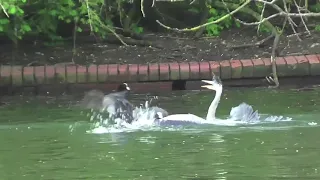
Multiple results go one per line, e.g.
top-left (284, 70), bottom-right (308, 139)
top-left (80, 83), bottom-right (134, 123)
top-left (80, 83), bottom-right (169, 124)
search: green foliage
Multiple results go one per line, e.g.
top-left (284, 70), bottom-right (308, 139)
top-left (0, 0), bottom-right (117, 43)
top-left (1, 0), bottom-right (316, 44)
top-left (258, 24), bottom-right (272, 33)
top-left (310, 2), bottom-right (320, 32)
top-left (205, 5), bottom-right (235, 36)
top-left (130, 23), bottom-right (144, 34)
top-left (310, 3), bottom-right (320, 12)
top-left (0, 0), bottom-right (29, 41)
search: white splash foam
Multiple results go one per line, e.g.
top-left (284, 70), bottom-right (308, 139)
top-left (85, 100), bottom-right (293, 134)
top-left (308, 122), bottom-right (318, 126)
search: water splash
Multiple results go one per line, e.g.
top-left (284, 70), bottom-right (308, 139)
top-left (85, 101), bottom-right (293, 134)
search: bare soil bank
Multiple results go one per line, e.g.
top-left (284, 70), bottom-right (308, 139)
top-left (1, 27), bottom-right (320, 66)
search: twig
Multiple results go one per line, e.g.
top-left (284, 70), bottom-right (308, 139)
top-left (257, 2), bottom-right (267, 35)
top-left (85, 0), bottom-right (94, 32)
top-left (72, 20), bottom-right (77, 64)
top-left (293, 0), bottom-right (311, 35)
top-left (266, 32), bottom-right (281, 88)
top-left (156, 0), bottom-right (251, 32)
top-left (159, 0), bottom-right (320, 88)
top-left (83, 0), bottom-right (128, 46)
top-left (0, 3), bottom-right (9, 18)
top-left (141, 0), bottom-right (146, 17)
top-left (282, 0), bottom-right (301, 41)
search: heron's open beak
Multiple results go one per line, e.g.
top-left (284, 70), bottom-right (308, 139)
top-left (201, 85), bottom-right (215, 90)
top-left (201, 80), bottom-right (214, 85)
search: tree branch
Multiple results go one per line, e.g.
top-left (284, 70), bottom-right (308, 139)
top-left (156, 0), bottom-right (251, 32)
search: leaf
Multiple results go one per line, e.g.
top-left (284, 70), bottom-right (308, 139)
top-left (22, 0), bottom-right (27, 3)
top-left (235, 21), bottom-right (241, 28)
top-left (0, 26), bottom-right (3, 32)
top-left (76, 27), bottom-right (82, 32)
top-left (18, 8), bottom-right (24, 15)
top-left (70, 10), bottom-right (77, 16)
top-left (58, 15), bottom-right (64, 20)
top-left (22, 24), bottom-right (31, 32)
top-left (49, 10), bottom-right (58, 16)
top-left (8, 6), bottom-right (17, 14)
top-left (207, 16), bottom-right (216, 22)
top-left (134, 26), bottom-right (143, 34)
top-left (209, 8), bottom-right (218, 16)
top-left (0, 19), bottom-right (10, 25)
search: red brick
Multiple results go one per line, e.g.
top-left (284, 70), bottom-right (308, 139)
top-left (159, 63), bottom-right (169, 81)
top-left (107, 64), bottom-right (118, 82)
top-left (97, 64), bottom-right (108, 82)
top-left (295, 55), bottom-right (309, 63)
top-left (45, 65), bottom-right (56, 84)
top-left (34, 66), bottom-right (45, 84)
top-left (128, 64), bottom-right (139, 82)
top-left (283, 56), bottom-right (298, 76)
top-left (306, 55), bottom-right (320, 75)
top-left (23, 66), bottom-right (35, 85)
top-left (0, 65), bottom-right (11, 85)
top-left (11, 65), bottom-right (23, 85)
top-left (230, 60), bottom-right (242, 79)
top-left (284, 56), bottom-right (297, 66)
top-left (275, 57), bottom-right (287, 77)
top-left (88, 64), bottom-right (98, 83)
top-left (305, 55), bottom-right (319, 64)
top-left (240, 59), bottom-right (254, 78)
top-left (169, 62), bottom-right (180, 80)
top-left (138, 64), bottom-right (148, 82)
top-left (148, 63), bottom-right (159, 81)
top-left (189, 62), bottom-right (200, 80)
top-left (179, 62), bottom-right (190, 80)
top-left (252, 59), bottom-right (267, 77)
top-left (209, 61), bottom-right (221, 78)
top-left (118, 64), bottom-right (129, 82)
top-left (77, 65), bottom-right (87, 83)
top-left (294, 55), bottom-right (310, 76)
top-left (199, 61), bottom-right (211, 79)
top-left (262, 58), bottom-right (272, 67)
top-left (219, 60), bottom-right (231, 79)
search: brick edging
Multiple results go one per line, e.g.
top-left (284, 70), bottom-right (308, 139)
top-left (1, 54), bottom-right (320, 86)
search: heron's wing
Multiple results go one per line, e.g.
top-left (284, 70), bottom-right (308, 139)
top-left (80, 89), bottom-right (105, 110)
top-left (113, 98), bottom-right (134, 123)
top-left (229, 102), bottom-right (260, 122)
top-left (107, 90), bottom-right (129, 99)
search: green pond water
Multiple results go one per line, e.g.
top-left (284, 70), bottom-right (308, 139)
top-left (0, 88), bottom-right (320, 180)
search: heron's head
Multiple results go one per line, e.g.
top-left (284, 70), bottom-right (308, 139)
top-left (117, 83), bottom-right (131, 92)
top-left (201, 74), bottom-right (222, 91)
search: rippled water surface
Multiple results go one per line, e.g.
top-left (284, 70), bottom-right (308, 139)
top-left (0, 87), bottom-right (320, 179)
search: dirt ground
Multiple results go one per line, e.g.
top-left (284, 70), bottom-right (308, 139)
top-left (1, 26), bottom-right (320, 66)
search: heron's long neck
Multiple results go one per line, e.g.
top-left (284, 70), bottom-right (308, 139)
top-left (206, 87), bottom-right (223, 121)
